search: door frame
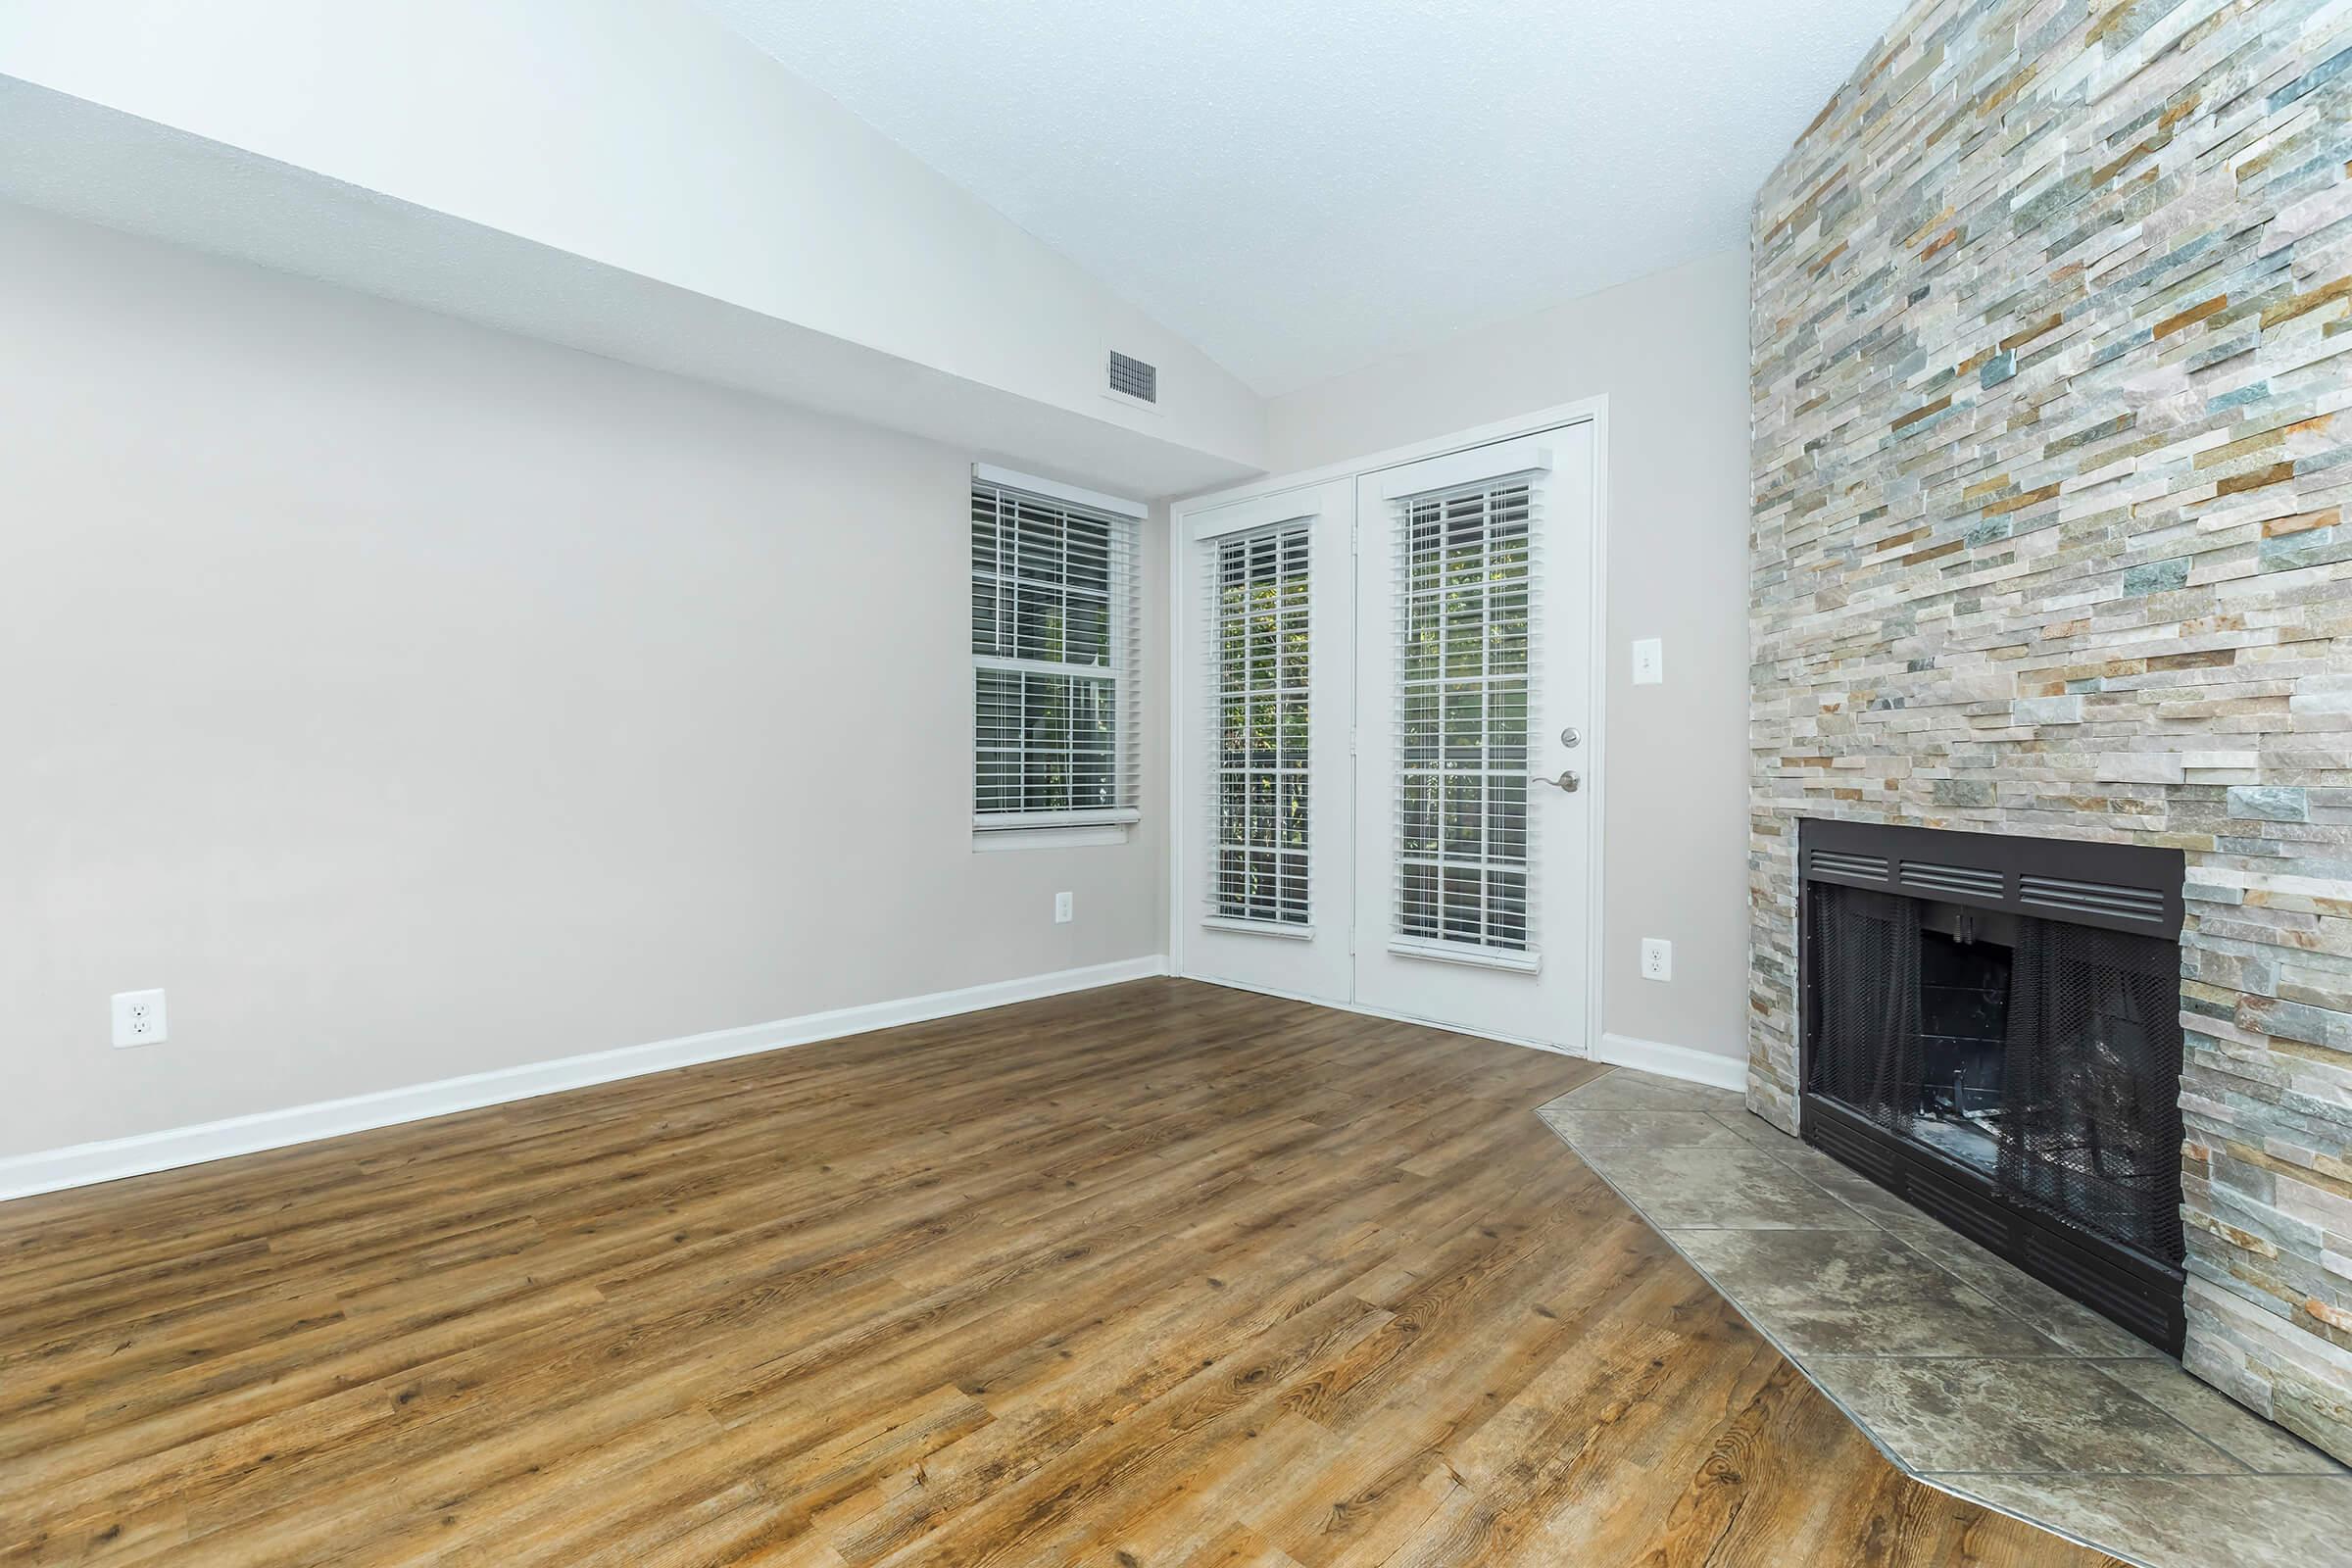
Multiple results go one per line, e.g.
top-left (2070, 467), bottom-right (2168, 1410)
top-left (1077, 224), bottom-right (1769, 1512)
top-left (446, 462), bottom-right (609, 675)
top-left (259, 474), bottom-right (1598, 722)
top-left (1165, 396), bottom-right (1610, 1058)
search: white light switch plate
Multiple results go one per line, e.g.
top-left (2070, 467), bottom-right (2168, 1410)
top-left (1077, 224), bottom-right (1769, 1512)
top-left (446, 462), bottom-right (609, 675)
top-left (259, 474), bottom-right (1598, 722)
top-left (1632, 638), bottom-right (1664, 685)
top-left (112, 988), bottom-right (168, 1048)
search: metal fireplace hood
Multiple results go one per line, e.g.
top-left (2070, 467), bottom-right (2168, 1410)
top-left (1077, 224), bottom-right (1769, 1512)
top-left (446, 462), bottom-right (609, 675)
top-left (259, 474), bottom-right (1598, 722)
top-left (1800, 818), bottom-right (2184, 937)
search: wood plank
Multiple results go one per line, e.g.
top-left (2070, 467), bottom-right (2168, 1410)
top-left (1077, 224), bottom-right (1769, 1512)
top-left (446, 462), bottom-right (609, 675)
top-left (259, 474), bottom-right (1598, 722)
top-left (0, 979), bottom-right (2120, 1566)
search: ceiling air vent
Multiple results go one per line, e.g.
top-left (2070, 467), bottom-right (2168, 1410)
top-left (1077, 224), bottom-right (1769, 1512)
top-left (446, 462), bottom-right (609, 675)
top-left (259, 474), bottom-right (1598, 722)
top-left (1107, 350), bottom-right (1158, 404)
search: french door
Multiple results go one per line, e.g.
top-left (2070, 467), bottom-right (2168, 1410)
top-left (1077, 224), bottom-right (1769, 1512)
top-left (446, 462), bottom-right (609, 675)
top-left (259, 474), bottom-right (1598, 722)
top-left (1177, 477), bottom-right (1356, 1004)
top-left (1350, 426), bottom-right (1594, 1045)
top-left (1179, 418), bottom-right (1596, 1052)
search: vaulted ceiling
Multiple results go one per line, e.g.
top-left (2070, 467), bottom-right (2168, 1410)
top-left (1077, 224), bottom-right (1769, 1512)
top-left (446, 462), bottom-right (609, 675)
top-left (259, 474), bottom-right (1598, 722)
top-left (701, 0), bottom-right (1902, 394)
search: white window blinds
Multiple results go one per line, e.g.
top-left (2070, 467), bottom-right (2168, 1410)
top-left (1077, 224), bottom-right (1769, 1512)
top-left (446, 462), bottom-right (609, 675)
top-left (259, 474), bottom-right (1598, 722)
top-left (971, 475), bottom-right (1142, 828)
top-left (1393, 478), bottom-right (1540, 955)
top-left (1205, 522), bottom-right (1311, 925)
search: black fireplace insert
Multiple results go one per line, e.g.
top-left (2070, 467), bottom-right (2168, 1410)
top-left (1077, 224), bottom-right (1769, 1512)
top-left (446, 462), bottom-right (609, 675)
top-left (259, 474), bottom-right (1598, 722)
top-left (1798, 819), bottom-right (2187, 1352)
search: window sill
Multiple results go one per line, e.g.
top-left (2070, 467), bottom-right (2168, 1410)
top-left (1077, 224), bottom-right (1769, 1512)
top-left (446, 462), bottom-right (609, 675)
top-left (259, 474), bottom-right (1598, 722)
top-left (1387, 938), bottom-right (1542, 974)
top-left (1200, 916), bottom-right (1316, 941)
top-left (972, 824), bottom-right (1134, 853)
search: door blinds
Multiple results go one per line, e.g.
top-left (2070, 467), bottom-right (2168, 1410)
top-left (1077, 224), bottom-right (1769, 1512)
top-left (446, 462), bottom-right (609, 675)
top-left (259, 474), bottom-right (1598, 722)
top-left (1204, 521), bottom-right (1311, 925)
top-left (1392, 477), bottom-right (1542, 956)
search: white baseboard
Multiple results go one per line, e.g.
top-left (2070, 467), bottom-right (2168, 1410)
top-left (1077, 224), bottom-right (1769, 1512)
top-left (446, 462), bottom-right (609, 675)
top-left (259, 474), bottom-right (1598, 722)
top-left (1592, 1031), bottom-right (1750, 1093)
top-left (0, 956), bottom-right (1169, 1203)
top-left (1177, 971), bottom-right (1748, 1097)
top-left (1175, 970), bottom-right (1579, 1055)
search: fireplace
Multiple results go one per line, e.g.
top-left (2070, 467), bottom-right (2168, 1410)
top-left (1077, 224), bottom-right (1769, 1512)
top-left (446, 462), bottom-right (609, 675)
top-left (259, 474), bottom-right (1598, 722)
top-left (1798, 820), bottom-right (2187, 1352)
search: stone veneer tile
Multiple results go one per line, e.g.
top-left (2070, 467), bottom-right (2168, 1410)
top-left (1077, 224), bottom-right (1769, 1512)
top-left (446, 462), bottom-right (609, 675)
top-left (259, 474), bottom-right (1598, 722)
top-left (1748, 0), bottom-right (2352, 1465)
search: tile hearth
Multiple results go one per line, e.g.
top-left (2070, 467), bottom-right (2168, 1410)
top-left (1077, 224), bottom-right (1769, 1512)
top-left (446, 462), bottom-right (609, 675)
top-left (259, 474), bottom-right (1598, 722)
top-left (1541, 1067), bottom-right (2352, 1568)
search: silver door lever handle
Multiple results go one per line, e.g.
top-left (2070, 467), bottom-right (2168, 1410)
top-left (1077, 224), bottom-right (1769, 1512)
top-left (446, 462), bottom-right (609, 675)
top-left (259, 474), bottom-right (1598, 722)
top-left (1532, 769), bottom-right (1581, 792)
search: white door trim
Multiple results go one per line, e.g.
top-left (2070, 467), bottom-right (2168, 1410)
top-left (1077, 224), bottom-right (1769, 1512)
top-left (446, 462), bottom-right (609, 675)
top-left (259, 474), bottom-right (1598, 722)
top-left (1167, 396), bottom-right (1609, 1061)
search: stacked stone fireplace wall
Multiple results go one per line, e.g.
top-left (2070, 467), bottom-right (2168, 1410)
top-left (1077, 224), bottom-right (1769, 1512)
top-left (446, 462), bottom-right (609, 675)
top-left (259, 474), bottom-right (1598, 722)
top-left (1747, 0), bottom-right (2352, 1458)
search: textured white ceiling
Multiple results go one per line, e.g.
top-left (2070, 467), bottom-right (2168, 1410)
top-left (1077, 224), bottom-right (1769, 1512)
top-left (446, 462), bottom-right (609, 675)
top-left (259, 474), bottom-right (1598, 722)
top-left (697, 0), bottom-right (1900, 395)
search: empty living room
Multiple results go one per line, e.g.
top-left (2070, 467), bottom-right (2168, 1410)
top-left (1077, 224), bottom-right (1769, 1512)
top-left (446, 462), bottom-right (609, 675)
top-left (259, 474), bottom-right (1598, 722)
top-left (4, 1), bottom-right (2350, 1564)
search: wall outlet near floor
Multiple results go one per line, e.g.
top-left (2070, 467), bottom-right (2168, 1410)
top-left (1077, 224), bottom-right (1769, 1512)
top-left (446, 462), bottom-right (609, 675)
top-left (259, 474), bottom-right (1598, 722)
top-left (1632, 638), bottom-right (1665, 685)
top-left (1639, 940), bottom-right (1673, 982)
top-left (1054, 891), bottom-right (1074, 924)
top-left (112, 989), bottom-right (168, 1048)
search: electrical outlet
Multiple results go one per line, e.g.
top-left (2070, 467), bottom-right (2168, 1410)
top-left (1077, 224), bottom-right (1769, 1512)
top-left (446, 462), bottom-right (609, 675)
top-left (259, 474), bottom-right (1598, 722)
top-left (1054, 891), bottom-right (1074, 924)
top-left (112, 988), bottom-right (168, 1048)
top-left (1640, 940), bottom-right (1673, 983)
top-left (1632, 638), bottom-right (1665, 685)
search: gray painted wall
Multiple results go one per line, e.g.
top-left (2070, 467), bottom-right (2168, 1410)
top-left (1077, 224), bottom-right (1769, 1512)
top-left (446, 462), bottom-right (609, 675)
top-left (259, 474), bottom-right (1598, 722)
top-left (1263, 249), bottom-right (1754, 1063)
top-left (0, 204), bottom-right (1168, 1159)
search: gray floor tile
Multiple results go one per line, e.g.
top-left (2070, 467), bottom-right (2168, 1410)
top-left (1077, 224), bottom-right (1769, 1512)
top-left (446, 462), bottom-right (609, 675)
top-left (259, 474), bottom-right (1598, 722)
top-left (1530, 1085), bottom-right (2350, 1568)
top-left (1545, 1068), bottom-right (1747, 1114)
top-left (2090, 1358), bottom-right (2349, 1475)
top-left (1875, 1212), bottom-right (2163, 1359)
top-left (1539, 1106), bottom-right (1754, 1148)
top-left (1750, 1140), bottom-right (1936, 1228)
top-left (1809, 1357), bottom-right (2242, 1475)
top-left (1668, 1228), bottom-right (2066, 1356)
top-left (1699, 1109), bottom-right (1959, 1228)
top-left (1706, 1109), bottom-right (1794, 1149)
top-left (1576, 1145), bottom-right (1880, 1230)
top-left (1944, 1474), bottom-right (2352, 1568)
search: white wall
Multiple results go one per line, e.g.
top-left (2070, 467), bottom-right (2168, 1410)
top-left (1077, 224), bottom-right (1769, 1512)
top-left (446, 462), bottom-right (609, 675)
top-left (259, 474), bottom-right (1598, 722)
top-left (0, 203), bottom-right (1167, 1160)
top-left (0, 0), bottom-right (1264, 479)
top-left (1263, 249), bottom-right (1752, 1064)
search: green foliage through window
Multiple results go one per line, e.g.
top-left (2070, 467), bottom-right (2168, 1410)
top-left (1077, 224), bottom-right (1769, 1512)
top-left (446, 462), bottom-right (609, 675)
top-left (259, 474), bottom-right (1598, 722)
top-left (1394, 481), bottom-right (1535, 952)
top-left (1210, 524), bottom-right (1310, 923)
top-left (972, 482), bottom-right (1136, 818)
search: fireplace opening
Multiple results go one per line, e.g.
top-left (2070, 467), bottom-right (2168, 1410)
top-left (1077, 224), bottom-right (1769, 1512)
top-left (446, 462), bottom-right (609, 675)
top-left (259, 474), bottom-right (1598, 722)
top-left (1916, 910), bottom-right (2011, 1172)
top-left (1798, 820), bottom-right (2186, 1352)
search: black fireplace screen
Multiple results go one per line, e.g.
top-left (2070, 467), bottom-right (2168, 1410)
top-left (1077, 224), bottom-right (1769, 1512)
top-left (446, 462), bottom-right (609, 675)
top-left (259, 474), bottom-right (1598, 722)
top-left (1806, 885), bottom-right (1923, 1131)
top-left (1807, 880), bottom-right (2184, 1264)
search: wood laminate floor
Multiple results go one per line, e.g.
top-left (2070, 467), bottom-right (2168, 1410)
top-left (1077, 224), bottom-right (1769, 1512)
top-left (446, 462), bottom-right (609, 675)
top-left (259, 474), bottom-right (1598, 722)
top-left (0, 979), bottom-right (2119, 1566)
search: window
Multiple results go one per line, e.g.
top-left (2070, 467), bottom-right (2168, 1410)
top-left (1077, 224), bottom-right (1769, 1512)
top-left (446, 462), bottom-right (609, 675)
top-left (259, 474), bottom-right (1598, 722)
top-left (1393, 478), bottom-right (1537, 954)
top-left (971, 470), bottom-right (1142, 832)
top-left (1207, 522), bottom-right (1310, 925)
